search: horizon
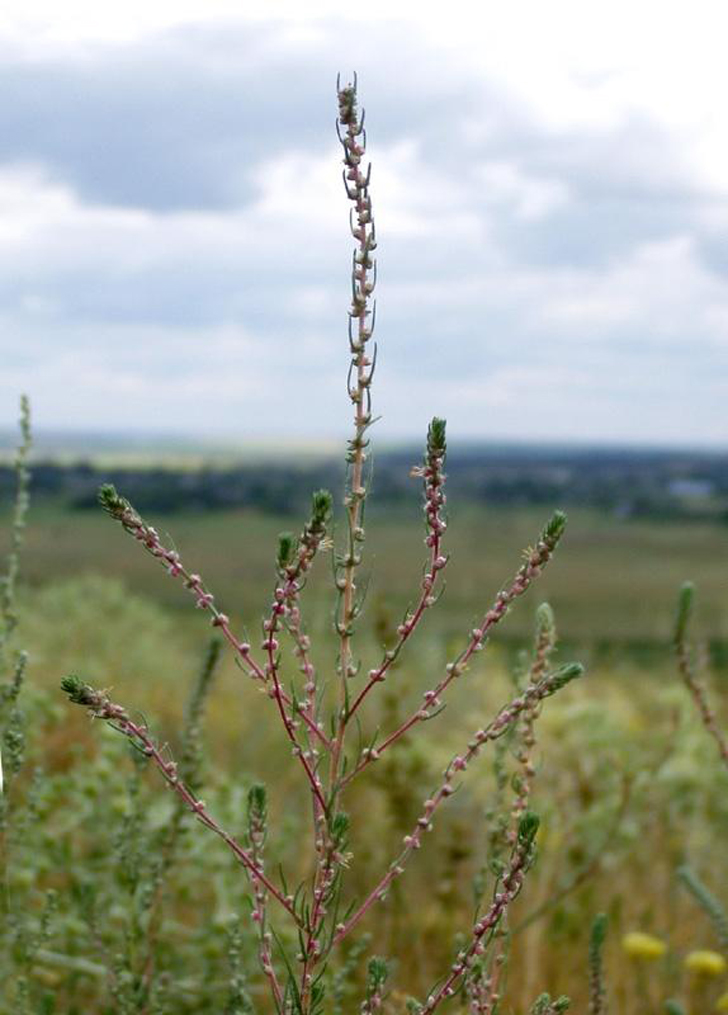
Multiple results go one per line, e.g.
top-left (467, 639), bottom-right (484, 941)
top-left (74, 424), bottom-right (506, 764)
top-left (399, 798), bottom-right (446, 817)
top-left (1, 425), bottom-right (727, 463)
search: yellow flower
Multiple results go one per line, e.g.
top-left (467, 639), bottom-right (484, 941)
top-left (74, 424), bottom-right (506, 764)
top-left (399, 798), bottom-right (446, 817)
top-left (622, 931), bottom-right (667, 961)
top-left (684, 950), bottom-right (727, 977)
top-left (715, 991), bottom-right (728, 1011)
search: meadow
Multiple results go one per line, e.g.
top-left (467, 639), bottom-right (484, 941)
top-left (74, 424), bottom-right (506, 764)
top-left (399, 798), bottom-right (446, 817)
top-left (14, 499), bottom-right (728, 655)
top-left (2, 493), bottom-right (727, 1013)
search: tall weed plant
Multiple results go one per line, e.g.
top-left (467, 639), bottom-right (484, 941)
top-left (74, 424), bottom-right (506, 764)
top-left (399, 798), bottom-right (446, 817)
top-left (58, 79), bottom-right (584, 1013)
top-left (0, 79), bottom-right (725, 1015)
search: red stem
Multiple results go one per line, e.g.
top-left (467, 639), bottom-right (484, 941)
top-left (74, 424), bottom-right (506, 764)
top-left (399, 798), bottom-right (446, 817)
top-left (676, 642), bottom-right (728, 768)
top-left (109, 502), bottom-right (333, 753)
top-left (341, 530), bottom-right (561, 790)
top-left (334, 672), bottom-right (562, 945)
top-left (346, 450), bottom-right (447, 723)
top-left (105, 711), bottom-right (302, 928)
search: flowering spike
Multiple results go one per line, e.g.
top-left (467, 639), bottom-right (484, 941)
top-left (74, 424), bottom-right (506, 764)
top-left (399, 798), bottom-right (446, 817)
top-left (277, 532), bottom-right (297, 570)
top-left (548, 662), bottom-right (584, 691)
top-left (60, 674), bottom-right (101, 708)
top-left (674, 581), bottom-right (694, 645)
top-left (427, 417), bottom-right (447, 462)
top-left (311, 489), bottom-right (333, 530)
top-left (535, 602), bottom-right (555, 639)
top-left (588, 913), bottom-right (608, 1015)
top-left (248, 783), bottom-right (268, 828)
top-left (517, 811), bottom-right (540, 848)
top-left (541, 510), bottom-right (567, 550)
top-left (98, 483), bottom-right (131, 520)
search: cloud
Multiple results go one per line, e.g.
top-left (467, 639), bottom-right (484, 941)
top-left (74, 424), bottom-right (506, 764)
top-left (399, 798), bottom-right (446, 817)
top-left (0, 13), bottom-right (726, 445)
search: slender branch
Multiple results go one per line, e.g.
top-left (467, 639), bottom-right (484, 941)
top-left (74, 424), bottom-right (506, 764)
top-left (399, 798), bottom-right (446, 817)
top-left (333, 663), bottom-right (582, 945)
top-left (300, 811), bottom-right (351, 1002)
top-left (673, 583), bottom-right (728, 769)
top-left (508, 603), bottom-right (556, 842)
top-left (60, 676), bottom-right (303, 930)
top-left (0, 395), bottom-right (31, 662)
top-left (97, 484), bottom-right (332, 754)
top-left (419, 814), bottom-right (541, 1014)
top-left (476, 604), bottom-right (557, 1013)
top-left (259, 495), bottom-right (335, 812)
top-left (346, 419), bottom-right (448, 723)
top-left (588, 914), bottom-right (608, 1015)
top-left (343, 513), bottom-right (568, 788)
top-left (246, 785), bottom-right (283, 1010)
top-left (331, 75), bottom-right (379, 787)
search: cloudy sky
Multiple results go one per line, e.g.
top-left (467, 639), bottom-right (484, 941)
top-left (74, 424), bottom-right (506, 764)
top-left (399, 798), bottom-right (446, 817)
top-left (1, 1), bottom-right (727, 448)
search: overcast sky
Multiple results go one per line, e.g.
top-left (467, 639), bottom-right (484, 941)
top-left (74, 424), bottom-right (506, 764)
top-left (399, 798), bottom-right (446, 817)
top-left (1, 1), bottom-right (727, 448)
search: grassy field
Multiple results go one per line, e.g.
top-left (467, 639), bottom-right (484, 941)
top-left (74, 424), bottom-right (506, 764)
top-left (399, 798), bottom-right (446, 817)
top-left (11, 500), bottom-right (728, 654)
top-left (2, 497), bottom-right (727, 1013)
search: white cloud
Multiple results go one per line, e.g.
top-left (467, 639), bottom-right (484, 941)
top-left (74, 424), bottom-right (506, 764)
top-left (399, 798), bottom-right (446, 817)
top-left (0, 7), bottom-right (726, 445)
top-left (476, 162), bottom-right (570, 222)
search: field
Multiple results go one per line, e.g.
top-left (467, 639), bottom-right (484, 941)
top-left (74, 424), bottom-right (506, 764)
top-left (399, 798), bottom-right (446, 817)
top-left (2, 492), bottom-right (727, 1014)
top-left (14, 500), bottom-right (728, 650)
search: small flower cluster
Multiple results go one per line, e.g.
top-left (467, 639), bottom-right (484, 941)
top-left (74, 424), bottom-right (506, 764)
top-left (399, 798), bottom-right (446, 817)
top-left (622, 932), bottom-right (727, 978)
top-left (528, 995), bottom-right (571, 1015)
top-left (685, 950), bottom-right (727, 977)
top-left (622, 931), bottom-right (667, 961)
top-left (361, 956), bottom-right (389, 1014)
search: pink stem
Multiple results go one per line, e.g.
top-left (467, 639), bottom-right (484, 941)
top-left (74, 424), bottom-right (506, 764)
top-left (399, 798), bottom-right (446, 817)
top-left (347, 439), bottom-right (448, 722)
top-left (102, 492), bottom-right (332, 753)
top-left (419, 832), bottom-right (535, 1014)
top-left (329, 78), bottom-right (378, 800)
top-left (248, 804), bottom-right (283, 1008)
top-left (333, 664), bottom-right (577, 944)
top-left (676, 642), bottom-right (728, 768)
top-left (342, 518), bottom-right (565, 789)
top-left (507, 619), bottom-right (554, 842)
top-left (85, 695), bottom-right (302, 928)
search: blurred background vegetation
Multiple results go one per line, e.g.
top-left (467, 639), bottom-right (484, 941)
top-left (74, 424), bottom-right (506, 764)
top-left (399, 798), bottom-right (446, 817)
top-left (1, 442), bottom-right (727, 1013)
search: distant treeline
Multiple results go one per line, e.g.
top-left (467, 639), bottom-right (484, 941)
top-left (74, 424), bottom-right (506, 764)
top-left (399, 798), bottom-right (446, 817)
top-left (1, 446), bottom-right (726, 521)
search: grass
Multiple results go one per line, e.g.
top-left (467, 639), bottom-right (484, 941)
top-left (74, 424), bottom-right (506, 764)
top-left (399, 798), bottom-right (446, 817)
top-left (2, 467), bottom-right (727, 1012)
top-left (8, 501), bottom-right (727, 655)
top-left (4, 555), bottom-right (727, 1012)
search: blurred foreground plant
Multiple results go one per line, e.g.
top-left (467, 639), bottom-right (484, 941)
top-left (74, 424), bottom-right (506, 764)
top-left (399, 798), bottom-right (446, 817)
top-left (673, 583), bottom-right (727, 770)
top-left (60, 79), bottom-right (586, 1014)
